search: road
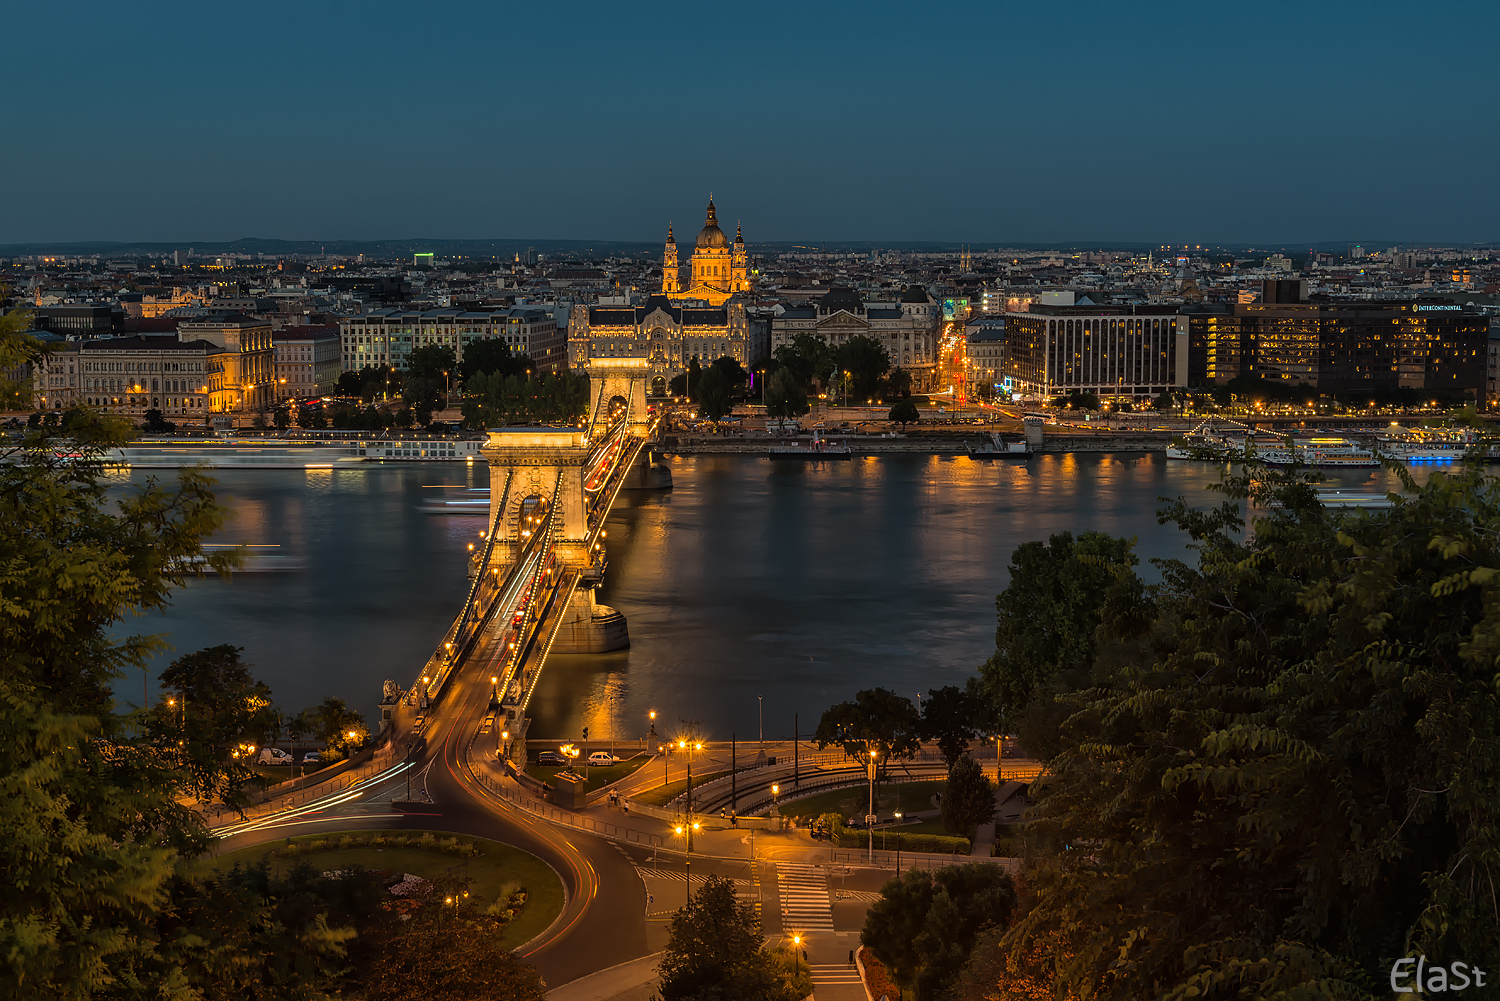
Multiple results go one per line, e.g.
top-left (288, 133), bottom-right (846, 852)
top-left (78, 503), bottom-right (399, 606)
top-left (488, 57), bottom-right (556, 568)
top-left (210, 653), bottom-right (651, 989)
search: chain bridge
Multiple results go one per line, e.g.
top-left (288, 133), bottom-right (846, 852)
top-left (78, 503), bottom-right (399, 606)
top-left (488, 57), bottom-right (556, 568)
top-left (408, 360), bottom-right (669, 748)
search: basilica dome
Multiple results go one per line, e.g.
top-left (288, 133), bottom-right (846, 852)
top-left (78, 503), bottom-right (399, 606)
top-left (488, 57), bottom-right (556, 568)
top-left (696, 199), bottom-right (728, 249)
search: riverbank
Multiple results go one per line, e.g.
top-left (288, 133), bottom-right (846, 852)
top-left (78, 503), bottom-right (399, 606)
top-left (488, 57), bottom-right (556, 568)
top-left (661, 433), bottom-right (1177, 455)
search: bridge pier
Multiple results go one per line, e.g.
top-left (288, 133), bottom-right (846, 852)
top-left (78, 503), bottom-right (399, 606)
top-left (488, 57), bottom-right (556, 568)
top-left (552, 587), bottom-right (629, 653)
top-left (621, 448), bottom-right (672, 491)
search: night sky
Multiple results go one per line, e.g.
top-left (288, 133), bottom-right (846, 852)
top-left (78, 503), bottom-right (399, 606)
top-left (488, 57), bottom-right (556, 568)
top-left (3, 0), bottom-right (1496, 245)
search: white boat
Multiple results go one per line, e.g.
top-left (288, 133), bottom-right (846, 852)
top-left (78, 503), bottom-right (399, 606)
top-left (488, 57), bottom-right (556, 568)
top-left (418, 488), bottom-right (492, 515)
top-left (107, 444), bottom-right (365, 469)
top-left (1260, 438), bottom-right (1379, 469)
top-left (355, 438), bottom-right (486, 462)
top-left (1374, 432), bottom-right (1498, 464)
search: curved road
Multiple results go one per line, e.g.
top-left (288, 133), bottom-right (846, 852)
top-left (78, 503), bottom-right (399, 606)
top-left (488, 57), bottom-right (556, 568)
top-left (212, 664), bottom-right (648, 988)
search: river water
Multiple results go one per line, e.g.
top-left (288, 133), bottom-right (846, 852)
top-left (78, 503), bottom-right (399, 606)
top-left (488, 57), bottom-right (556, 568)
top-left (118, 454), bottom-right (1425, 741)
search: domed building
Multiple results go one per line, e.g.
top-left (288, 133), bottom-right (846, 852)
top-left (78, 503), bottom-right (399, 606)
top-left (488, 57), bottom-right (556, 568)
top-left (566, 197), bottom-right (768, 397)
top-left (662, 197), bottom-right (751, 305)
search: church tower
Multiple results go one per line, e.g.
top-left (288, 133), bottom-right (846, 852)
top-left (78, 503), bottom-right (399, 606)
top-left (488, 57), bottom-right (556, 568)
top-left (690, 198), bottom-right (730, 293)
top-left (731, 222), bottom-right (749, 294)
top-left (662, 225), bottom-right (680, 295)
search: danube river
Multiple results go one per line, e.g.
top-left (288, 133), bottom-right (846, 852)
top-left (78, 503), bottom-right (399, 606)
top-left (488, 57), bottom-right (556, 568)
top-left (118, 454), bottom-right (1426, 742)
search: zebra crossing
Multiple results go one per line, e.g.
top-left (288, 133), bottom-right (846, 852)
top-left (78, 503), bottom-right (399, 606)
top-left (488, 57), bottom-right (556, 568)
top-left (809, 963), bottom-right (864, 985)
top-left (776, 862), bottom-right (834, 931)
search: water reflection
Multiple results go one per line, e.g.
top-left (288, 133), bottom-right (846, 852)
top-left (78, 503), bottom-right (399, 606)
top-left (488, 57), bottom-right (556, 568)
top-left (112, 453), bottom-right (1433, 741)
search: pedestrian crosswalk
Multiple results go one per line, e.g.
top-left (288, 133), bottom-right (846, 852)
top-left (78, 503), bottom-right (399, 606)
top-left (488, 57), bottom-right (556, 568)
top-left (809, 963), bottom-right (863, 985)
top-left (776, 862), bottom-right (834, 931)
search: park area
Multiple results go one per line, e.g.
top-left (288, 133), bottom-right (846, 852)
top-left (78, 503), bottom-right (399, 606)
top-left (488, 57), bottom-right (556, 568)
top-left (195, 830), bottom-right (564, 948)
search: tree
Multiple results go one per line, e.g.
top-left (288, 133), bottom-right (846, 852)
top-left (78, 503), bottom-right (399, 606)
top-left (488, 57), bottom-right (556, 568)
top-left (0, 338), bottom-right (238, 994)
top-left (835, 334), bottom-right (891, 401)
top-left (142, 407), bottom-right (176, 432)
top-left (461, 370), bottom-right (590, 429)
top-left (763, 368), bottom-right (809, 420)
top-left (405, 344), bottom-right (456, 381)
top-left (303, 696), bottom-right (368, 756)
top-left (862, 864), bottom-right (1017, 1001)
top-left (940, 756), bottom-right (995, 837)
top-left (335, 370), bottom-right (364, 396)
top-left (993, 461), bottom-right (1500, 999)
top-left (657, 874), bottom-right (806, 1001)
top-left (814, 687), bottom-right (922, 765)
top-left (920, 685), bottom-right (979, 768)
top-left (709, 355), bottom-right (749, 395)
top-left (155, 644), bottom-right (279, 808)
top-left (697, 365), bottom-right (732, 421)
top-left (884, 366), bottom-right (913, 400)
top-left (972, 530), bottom-right (1149, 759)
top-left (1152, 390), bottom-right (1175, 411)
top-left (669, 358), bottom-right (702, 401)
top-left (460, 338), bottom-right (528, 381)
top-left (361, 874), bottom-right (547, 1001)
top-left (273, 405), bottom-right (290, 429)
top-left (888, 399), bottom-right (920, 425)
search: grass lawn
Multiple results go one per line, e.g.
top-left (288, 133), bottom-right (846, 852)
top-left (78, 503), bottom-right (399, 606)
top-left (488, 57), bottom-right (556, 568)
top-left (780, 779), bottom-right (946, 821)
top-left (633, 768), bottom-right (733, 806)
top-left (193, 831), bottom-right (563, 948)
top-left (528, 754), bottom-right (649, 794)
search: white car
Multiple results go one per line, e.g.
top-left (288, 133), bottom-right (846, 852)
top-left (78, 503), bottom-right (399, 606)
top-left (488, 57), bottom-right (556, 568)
top-left (302, 750), bottom-right (325, 765)
top-left (257, 747), bottom-right (293, 765)
top-left (587, 752), bottom-right (618, 768)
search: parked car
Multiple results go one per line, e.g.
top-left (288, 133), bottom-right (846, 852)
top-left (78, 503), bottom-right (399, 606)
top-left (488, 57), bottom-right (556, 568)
top-left (587, 751), bottom-right (619, 768)
top-left (302, 750), bottom-right (325, 765)
top-left (257, 747), bottom-right (293, 766)
top-left (537, 750), bottom-right (567, 765)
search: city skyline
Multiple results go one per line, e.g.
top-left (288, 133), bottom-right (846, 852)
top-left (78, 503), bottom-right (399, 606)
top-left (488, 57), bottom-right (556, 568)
top-left (3, 1), bottom-right (1497, 245)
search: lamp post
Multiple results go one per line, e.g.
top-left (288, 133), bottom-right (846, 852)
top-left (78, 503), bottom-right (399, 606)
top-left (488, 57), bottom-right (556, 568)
top-left (673, 817), bottom-right (702, 906)
top-left (866, 748), bottom-right (879, 863)
top-left (758, 696), bottom-right (763, 748)
top-left (771, 782), bottom-right (779, 816)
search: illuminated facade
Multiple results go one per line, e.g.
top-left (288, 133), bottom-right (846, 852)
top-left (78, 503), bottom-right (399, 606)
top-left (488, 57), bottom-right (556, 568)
top-left (771, 286), bottom-right (942, 392)
top-left (338, 307), bottom-right (565, 375)
top-left (177, 313), bottom-right (276, 412)
top-left (661, 198), bottom-right (750, 306)
top-left (1182, 295), bottom-right (1489, 394)
top-left (1003, 304), bottom-right (1187, 400)
top-left (36, 336), bottom-right (216, 417)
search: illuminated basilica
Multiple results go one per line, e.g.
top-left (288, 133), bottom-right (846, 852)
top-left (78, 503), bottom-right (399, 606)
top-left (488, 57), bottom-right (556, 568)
top-left (568, 198), bottom-right (767, 397)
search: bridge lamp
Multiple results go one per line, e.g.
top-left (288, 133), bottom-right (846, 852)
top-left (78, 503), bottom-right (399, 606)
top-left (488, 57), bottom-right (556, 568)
top-left (467, 543), bottom-right (474, 551)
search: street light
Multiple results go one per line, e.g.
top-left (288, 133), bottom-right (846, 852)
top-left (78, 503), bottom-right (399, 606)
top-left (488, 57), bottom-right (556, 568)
top-left (866, 748), bottom-right (879, 862)
top-left (771, 782), bottom-right (779, 815)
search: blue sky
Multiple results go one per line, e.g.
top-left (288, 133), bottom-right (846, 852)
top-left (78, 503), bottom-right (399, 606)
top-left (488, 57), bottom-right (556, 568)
top-left (2, 0), bottom-right (1496, 245)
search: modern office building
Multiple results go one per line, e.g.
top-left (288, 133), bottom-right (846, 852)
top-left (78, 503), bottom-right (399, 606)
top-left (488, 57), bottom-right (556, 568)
top-left (1182, 283), bottom-right (1489, 395)
top-left (33, 303), bottom-right (121, 337)
top-left (1001, 304), bottom-right (1187, 400)
top-left (339, 306), bottom-right (566, 375)
top-left (771, 286), bottom-right (942, 391)
top-left (274, 325), bottom-right (341, 401)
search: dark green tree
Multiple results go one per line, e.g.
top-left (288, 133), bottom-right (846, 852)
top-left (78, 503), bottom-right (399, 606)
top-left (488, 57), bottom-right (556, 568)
top-left (835, 334), bottom-right (891, 401)
top-left (888, 399), bottom-right (920, 425)
top-left (155, 644), bottom-right (279, 808)
top-left (141, 407), bottom-right (176, 432)
top-left (335, 369), bottom-right (363, 396)
top-left (273, 405), bottom-right (290, 429)
top-left (405, 344), bottom-right (456, 381)
top-left (862, 863), bottom-right (1017, 1001)
top-left (696, 365), bottom-right (732, 421)
top-left (920, 685), bottom-right (980, 768)
top-left (940, 756), bottom-right (995, 837)
top-left (763, 368), bottom-right (809, 420)
top-left (996, 460), bottom-right (1500, 999)
top-left (1152, 390), bottom-right (1175, 410)
top-left (709, 355), bottom-right (749, 396)
top-left (814, 687), bottom-right (922, 764)
top-left (302, 696), bottom-right (368, 756)
top-left (657, 874), bottom-right (807, 1001)
top-left (460, 338), bottom-right (529, 381)
top-left (884, 366), bottom-right (913, 400)
top-left (973, 530), bottom-right (1148, 759)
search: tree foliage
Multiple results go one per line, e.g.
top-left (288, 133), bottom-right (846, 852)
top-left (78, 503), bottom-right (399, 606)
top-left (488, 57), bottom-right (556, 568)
top-left (991, 461), bottom-right (1500, 999)
top-left (302, 696), bottom-right (368, 755)
top-left (814, 687), bottom-right (922, 764)
top-left (763, 368), bottom-right (809, 420)
top-left (460, 338), bottom-right (530, 382)
top-left (461, 370), bottom-right (588, 429)
top-left (888, 400), bottom-right (919, 425)
top-left (696, 364), bottom-right (732, 421)
top-left (941, 756), bottom-right (996, 837)
top-left (835, 334), bottom-right (891, 401)
top-left (920, 684), bottom-right (980, 768)
top-left (154, 644), bottom-right (278, 809)
top-left (862, 863), bottom-right (1017, 1001)
top-left (973, 530), bottom-right (1149, 758)
top-left (657, 874), bottom-right (807, 1001)
top-left (405, 344), bottom-right (456, 381)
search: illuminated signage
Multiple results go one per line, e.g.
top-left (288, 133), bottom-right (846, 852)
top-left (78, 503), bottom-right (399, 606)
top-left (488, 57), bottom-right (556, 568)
top-left (1415, 304), bottom-right (1461, 311)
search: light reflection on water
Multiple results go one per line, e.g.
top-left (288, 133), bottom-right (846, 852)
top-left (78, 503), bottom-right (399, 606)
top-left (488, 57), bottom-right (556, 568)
top-left (111, 454), bottom-right (1433, 738)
